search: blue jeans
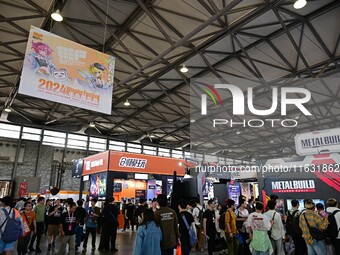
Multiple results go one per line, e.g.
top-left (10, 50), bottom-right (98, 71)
top-left (75, 225), bottom-right (84, 247)
top-left (307, 240), bottom-right (326, 255)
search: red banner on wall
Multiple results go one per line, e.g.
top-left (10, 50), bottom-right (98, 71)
top-left (18, 182), bottom-right (28, 196)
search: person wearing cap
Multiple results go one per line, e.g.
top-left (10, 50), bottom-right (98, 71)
top-left (299, 200), bottom-right (328, 255)
top-left (151, 198), bottom-right (158, 212)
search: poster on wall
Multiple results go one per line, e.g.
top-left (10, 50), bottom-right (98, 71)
top-left (19, 26), bottom-right (115, 114)
top-left (202, 178), bottom-right (216, 199)
top-left (228, 183), bottom-right (241, 206)
top-left (72, 159), bottom-right (83, 178)
top-left (89, 172), bottom-right (107, 200)
top-left (18, 182), bottom-right (28, 197)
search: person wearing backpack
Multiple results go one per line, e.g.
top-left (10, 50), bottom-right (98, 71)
top-left (236, 199), bottom-right (250, 255)
top-left (285, 199), bottom-right (306, 255)
top-left (178, 199), bottom-right (196, 255)
top-left (326, 198), bottom-right (340, 254)
top-left (265, 200), bottom-right (285, 255)
top-left (192, 199), bottom-right (204, 252)
top-left (225, 199), bottom-right (239, 255)
top-left (0, 196), bottom-right (23, 255)
top-left (299, 200), bottom-right (328, 255)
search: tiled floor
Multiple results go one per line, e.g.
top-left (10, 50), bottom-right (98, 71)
top-left (21, 230), bottom-right (211, 255)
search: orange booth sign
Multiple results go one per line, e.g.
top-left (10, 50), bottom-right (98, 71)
top-left (109, 151), bottom-right (186, 175)
top-left (82, 150), bottom-right (187, 176)
top-left (82, 151), bottom-right (109, 175)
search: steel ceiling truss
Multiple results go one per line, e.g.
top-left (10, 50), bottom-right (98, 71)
top-left (0, 0), bottom-right (339, 159)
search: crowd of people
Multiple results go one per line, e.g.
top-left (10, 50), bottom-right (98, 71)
top-left (0, 193), bottom-right (339, 255)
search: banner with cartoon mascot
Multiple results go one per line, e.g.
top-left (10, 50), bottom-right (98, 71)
top-left (19, 26), bottom-right (115, 114)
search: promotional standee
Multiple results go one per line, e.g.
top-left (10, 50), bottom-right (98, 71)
top-left (258, 153), bottom-right (340, 210)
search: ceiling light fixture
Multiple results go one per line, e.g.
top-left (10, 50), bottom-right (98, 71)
top-left (149, 133), bottom-right (156, 138)
top-left (51, 9), bottom-right (63, 22)
top-left (124, 99), bottom-right (130, 106)
top-left (270, 140), bottom-right (274, 143)
top-left (293, 0), bottom-right (307, 9)
top-left (89, 122), bottom-right (95, 128)
top-left (180, 64), bottom-right (188, 73)
top-left (4, 107), bottom-right (11, 113)
top-left (236, 130), bottom-right (241, 135)
top-left (295, 115), bottom-right (300, 120)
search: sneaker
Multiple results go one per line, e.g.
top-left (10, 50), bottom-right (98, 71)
top-left (48, 244), bottom-right (52, 251)
top-left (28, 247), bottom-right (35, 252)
top-left (36, 247), bottom-right (42, 253)
top-left (82, 248), bottom-right (87, 253)
top-left (91, 246), bottom-right (96, 251)
top-left (111, 248), bottom-right (118, 252)
top-left (122, 229), bottom-right (126, 232)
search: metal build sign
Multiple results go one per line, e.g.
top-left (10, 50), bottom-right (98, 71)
top-left (271, 180), bottom-right (315, 193)
top-left (295, 128), bottom-right (340, 156)
top-left (85, 158), bottom-right (104, 171)
top-left (119, 157), bottom-right (147, 169)
top-left (199, 84), bottom-right (312, 128)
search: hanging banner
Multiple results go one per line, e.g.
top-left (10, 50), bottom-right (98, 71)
top-left (18, 182), bottom-right (28, 197)
top-left (19, 26), bottom-right (115, 114)
top-left (295, 128), bottom-right (340, 156)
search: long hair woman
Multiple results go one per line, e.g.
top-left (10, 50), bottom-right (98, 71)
top-left (133, 208), bottom-right (162, 255)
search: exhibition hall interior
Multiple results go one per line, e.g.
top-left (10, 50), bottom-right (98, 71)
top-left (0, 0), bottom-right (339, 255)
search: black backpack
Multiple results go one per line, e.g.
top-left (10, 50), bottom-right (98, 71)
top-left (286, 210), bottom-right (302, 237)
top-left (326, 210), bottom-right (340, 239)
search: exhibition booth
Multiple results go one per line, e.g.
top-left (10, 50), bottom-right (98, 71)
top-left (258, 153), bottom-right (340, 215)
top-left (80, 150), bottom-right (187, 227)
top-left (80, 150), bottom-right (187, 202)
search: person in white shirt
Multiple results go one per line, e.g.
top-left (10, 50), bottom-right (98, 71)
top-left (191, 199), bottom-right (204, 252)
top-left (265, 200), bottom-right (285, 255)
top-left (236, 199), bottom-right (250, 255)
top-left (247, 201), bottom-right (273, 255)
top-left (326, 198), bottom-right (340, 254)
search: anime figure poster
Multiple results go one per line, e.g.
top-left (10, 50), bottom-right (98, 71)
top-left (19, 26), bottom-right (115, 114)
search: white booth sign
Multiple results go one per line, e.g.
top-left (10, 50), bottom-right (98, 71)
top-left (295, 128), bottom-right (340, 156)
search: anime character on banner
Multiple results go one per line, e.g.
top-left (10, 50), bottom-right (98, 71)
top-left (24, 41), bottom-right (56, 76)
top-left (77, 62), bottom-right (112, 91)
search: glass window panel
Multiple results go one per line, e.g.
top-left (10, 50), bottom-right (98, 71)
top-left (22, 133), bottom-right (40, 141)
top-left (110, 140), bottom-right (125, 146)
top-left (127, 148), bottom-right (141, 153)
top-left (109, 145), bottom-right (125, 151)
top-left (90, 137), bottom-right (106, 144)
top-left (44, 130), bottom-right (66, 138)
top-left (127, 143), bottom-right (141, 148)
top-left (23, 127), bottom-right (41, 134)
top-left (68, 134), bottom-right (87, 141)
top-left (144, 150), bottom-right (156, 156)
top-left (0, 123), bottom-right (21, 131)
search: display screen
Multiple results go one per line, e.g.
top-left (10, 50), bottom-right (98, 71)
top-left (89, 172), bottom-right (107, 200)
top-left (286, 198), bottom-right (325, 211)
top-left (228, 183), bottom-right (241, 206)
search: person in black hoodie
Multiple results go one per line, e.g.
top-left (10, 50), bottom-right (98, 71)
top-left (98, 197), bottom-right (120, 252)
top-left (135, 198), bottom-right (148, 229)
top-left (178, 199), bottom-right (195, 255)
